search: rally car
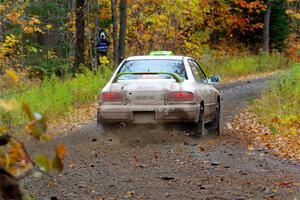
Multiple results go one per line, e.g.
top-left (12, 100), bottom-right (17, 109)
top-left (97, 55), bottom-right (221, 136)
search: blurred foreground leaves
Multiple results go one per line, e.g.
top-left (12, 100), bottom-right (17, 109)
top-left (0, 71), bottom-right (66, 199)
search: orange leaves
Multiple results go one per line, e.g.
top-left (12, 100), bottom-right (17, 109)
top-left (53, 144), bottom-right (66, 172)
top-left (227, 15), bottom-right (249, 33)
top-left (23, 16), bottom-right (43, 34)
top-left (227, 14), bottom-right (263, 35)
top-left (0, 139), bottom-right (32, 177)
top-left (22, 18), bottom-right (43, 34)
top-left (99, 7), bottom-right (109, 20)
top-left (234, 0), bottom-right (267, 12)
top-left (2, 2), bottom-right (43, 34)
top-left (28, 16), bottom-right (41, 26)
top-left (6, 11), bottom-right (21, 24)
top-left (226, 0), bottom-right (266, 37)
top-left (55, 144), bottom-right (66, 161)
top-left (286, 33), bottom-right (300, 62)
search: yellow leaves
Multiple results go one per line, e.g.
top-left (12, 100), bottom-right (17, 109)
top-left (286, 9), bottom-right (300, 20)
top-left (100, 56), bottom-right (110, 65)
top-left (0, 4), bottom-right (5, 12)
top-left (6, 69), bottom-right (19, 82)
top-left (40, 134), bottom-right (52, 142)
top-left (5, 34), bottom-right (18, 45)
top-left (67, 12), bottom-right (76, 33)
top-left (0, 99), bottom-right (19, 112)
top-left (47, 49), bottom-right (57, 59)
top-left (270, 115), bottom-right (300, 135)
top-left (0, 126), bottom-right (9, 134)
top-left (126, 191), bottom-right (134, 198)
top-left (247, 144), bottom-right (254, 151)
top-left (46, 24), bottom-right (53, 30)
top-left (0, 34), bottom-right (19, 66)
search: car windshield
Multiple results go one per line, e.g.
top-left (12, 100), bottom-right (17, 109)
top-left (118, 59), bottom-right (187, 80)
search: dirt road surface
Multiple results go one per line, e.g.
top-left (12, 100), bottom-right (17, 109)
top-left (23, 78), bottom-right (300, 200)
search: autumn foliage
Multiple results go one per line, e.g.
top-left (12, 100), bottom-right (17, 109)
top-left (0, 0), bottom-right (298, 79)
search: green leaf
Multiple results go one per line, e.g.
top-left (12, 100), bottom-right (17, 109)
top-left (26, 45), bottom-right (38, 53)
top-left (270, 125), bottom-right (279, 135)
top-left (34, 154), bottom-right (50, 172)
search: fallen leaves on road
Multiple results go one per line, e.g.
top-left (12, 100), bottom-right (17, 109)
top-left (47, 102), bottom-right (98, 136)
top-left (228, 109), bottom-right (300, 162)
top-left (199, 146), bottom-right (206, 152)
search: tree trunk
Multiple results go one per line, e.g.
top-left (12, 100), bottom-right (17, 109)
top-left (74, 0), bottom-right (85, 72)
top-left (262, 2), bottom-right (272, 52)
top-left (118, 0), bottom-right (127, 64)
top-left (111, 0), bottom-right (119, 68)
top-left (0, 19), bottom-right (3, 43)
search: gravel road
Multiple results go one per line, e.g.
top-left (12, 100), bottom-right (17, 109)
top-left (24, 77), bottom-right (300, 200)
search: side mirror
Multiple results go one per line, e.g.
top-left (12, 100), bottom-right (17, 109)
top-left (210, 75), bottom-right (221, 83)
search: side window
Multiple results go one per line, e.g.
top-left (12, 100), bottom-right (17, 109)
top-left (193, 61), bottom-right (208, 83)
top-left (188, 60), bottom-right (208, 84)
top-left (188, 60), bottom-right (201, 81)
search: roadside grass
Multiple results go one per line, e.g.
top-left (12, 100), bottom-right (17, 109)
top-left (253, 63), bottom-right (300, 135)
top-left (0, 69), bottom-right (112, 126)
top-left (200, 53), bottom-right (292, 81)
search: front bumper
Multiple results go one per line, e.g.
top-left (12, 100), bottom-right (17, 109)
top-left (98, 104), bottom-right (199, 124)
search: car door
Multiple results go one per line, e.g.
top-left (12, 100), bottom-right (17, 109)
top-left (188, 60), bottom-right (217, 119)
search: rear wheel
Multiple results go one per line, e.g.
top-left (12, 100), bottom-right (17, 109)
top-left (191, 105), bottom-right (205, 137)
top-left (210, 101), bottom-right (221, 136)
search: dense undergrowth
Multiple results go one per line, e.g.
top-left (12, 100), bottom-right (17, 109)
top-left (254, 63), bottom-right (300, 135)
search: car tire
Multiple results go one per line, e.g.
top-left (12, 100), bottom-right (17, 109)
top-left (191, 105), bottom-right (205, 137)
top-left (211, 101), bottom-right (221, 136)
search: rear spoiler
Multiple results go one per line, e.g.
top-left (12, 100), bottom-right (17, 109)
top-left (112, 72), bottom-right (184, 83)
